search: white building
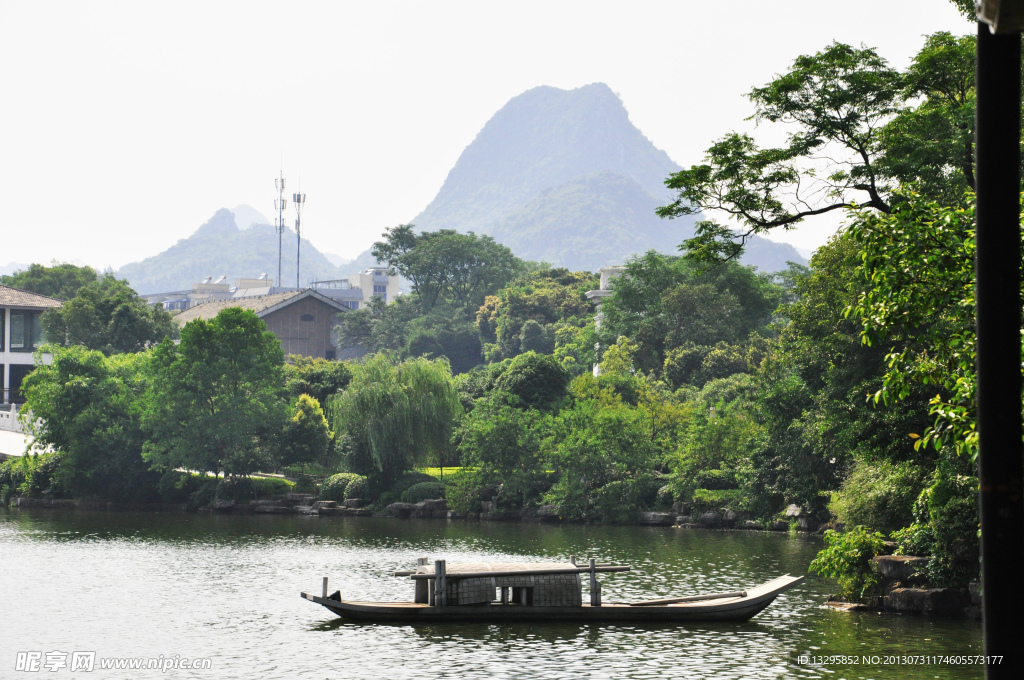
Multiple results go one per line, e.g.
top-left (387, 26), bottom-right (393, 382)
top-left (309, 267), bottom-right (402, 309)
top-left (1, 285), bottom-right (61, 406)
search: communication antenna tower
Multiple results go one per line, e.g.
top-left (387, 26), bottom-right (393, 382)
top-left (274, 171), bottom-right (288, 288)
top-left (293, 191), bottom-right (306, 289)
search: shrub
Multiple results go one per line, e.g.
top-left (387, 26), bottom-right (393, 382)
top-left (378, 491), bottom-right (398, 507)
top-left (444, 469), bottom-right (485, 513)
top-left (188, 481), bottom-right (217, 509)
top-left (0, 458), bottom-right (30, 505)
top-left (217, 476), bottom-right (254, 501)
top-left (891, 523), bottom-right (933, 557)
top-left (320, 473), bottom-right (361, 502)
top-left (390, 471), bottom-right (439, 498)
top-left (401, 481), bottom-right (446, 503)
top-left (690, 488), bottom-right (743, 514)
top-left (656, 485), bottom-right (675, 509)
top-left (828, 460), bottom-right (927, 533)
top-left (808, 526), bottom-right (885, 602)
top-left (249, 476), bottom-right (294, 499)
top-left (344, 475), bottom-right (369, 500)
top-left (593, 475), bottom-right (660, 522)
top-left (923, 474), bottom-right (979, 587)
top-left (157, 471), bottom-right (208, 503)
top-left (19, 452), bottom-right (67, 499)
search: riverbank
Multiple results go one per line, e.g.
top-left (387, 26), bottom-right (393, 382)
top-left (8, 494), bottom-right (815, 532)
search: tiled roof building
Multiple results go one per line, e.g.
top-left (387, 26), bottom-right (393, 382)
top-left (174, 288), bottom-right (348, 360)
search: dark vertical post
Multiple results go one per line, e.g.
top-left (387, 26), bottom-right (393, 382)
top-left (975, 22), bottom-right (1024, 679)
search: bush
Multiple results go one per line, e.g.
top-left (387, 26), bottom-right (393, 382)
top-left (444, 469), bottom-right (485, 513)
top-left (828, 460), bottom-right (927, 533)
top-left (656, 485), bottom-right (675, 509)
top-left (157, 471), bottom-right (208, 503)
top-left (20, 452), bottom-right (67, 499)
top-left (690, 488), bottom-right (743, 514)
top-left (390, 471), bottom-right (439, 498)
top-left (248, 476), bottom-right (294, 499)
top-left (378, 491), bottom-right (398, 507)
top-left (401, 481), bottom-right (446, 503)
top-left (808, 526), bottom-right (885, 602)
top-left (923, 474), bottom-right (979, 587)
top-left (320, 473), bottom-right (361, 502)
top-left (188, 481), bottom-right (217, 509)
top-left (217, 477), bottom-right (254, 501)
top-left (593, 475), bottom-right (660, 522)
top-left (344, 475), bottom-right (369, 500)
top-left (0, 458), bottom-right (30, 505)
top-left (891, 523), bottom-right (933, 557)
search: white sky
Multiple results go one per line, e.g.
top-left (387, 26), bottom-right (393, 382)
top-left (1, 1), bottom-right (970, 270)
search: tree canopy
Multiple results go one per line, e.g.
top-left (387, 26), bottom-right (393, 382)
top-left (372, 225), bottom-right (526, 311)
top-left (42, 274), bottom-right (176, 354)
top-left (0, 262), bottom-right (98, 300)
top-left (658, 33), bottom-right (979, 262)
top-left (142, 308), bottom-right (287, 476)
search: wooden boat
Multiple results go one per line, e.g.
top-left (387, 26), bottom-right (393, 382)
top-left (301, 557), bottom-right (804, 624)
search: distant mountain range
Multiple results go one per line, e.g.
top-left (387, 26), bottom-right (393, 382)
top-left (117, 83), bottom-right (804, 293)
top-left (409, 82), bottom-right (804, 273)
top-left (117, 208), bottom-right (345, 294)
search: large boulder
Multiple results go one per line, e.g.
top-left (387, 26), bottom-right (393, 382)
top-left (873, 555), bottom-right (929, 582)
top-left (884, 588), bottom-right (969, 616)
top-left (639, 512), bottom-right (675, 526)
top-left (414, 499), bottom-right (448, 519)
top-left (386, 502), bottom-right (417, 519)
top-left (536, 505), bottom-right (561, 522)
top-left (698, 511), bottom-right (723, 527)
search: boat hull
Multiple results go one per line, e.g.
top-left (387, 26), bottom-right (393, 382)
top-left (301, 574), bottom-right (803, 624)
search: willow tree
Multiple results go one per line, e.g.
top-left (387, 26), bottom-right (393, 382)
top-left (331, 353), bottom-right (461, 487)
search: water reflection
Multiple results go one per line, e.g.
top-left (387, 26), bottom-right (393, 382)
top-left (3, 509), bottom-right (981, 680)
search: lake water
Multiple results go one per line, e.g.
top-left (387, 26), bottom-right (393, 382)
top-left (3, 509), bottom-right (982, 679)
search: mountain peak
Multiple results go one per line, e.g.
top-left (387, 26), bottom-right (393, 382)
top-left (194, 208), bottom-right (238, 238)
top-left (412, 82), bottom-right (680, 235)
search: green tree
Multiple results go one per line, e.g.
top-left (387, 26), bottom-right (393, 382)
top-left (601, 251), bottom-right (781, 379)
top-left (476, 268), bottom-right (597, 361)
top-left (284, 356), bottom-right (353, 407)
top-left (456, 399), bottom-right (548, 509)
top-left (43, 274), bottom-right (176, 354)
top-left (0, 262), bottom-right (98, 300)
top-left (492, 351), bottom-right (571, 410)
top-left (142, 308), bottom-right (288, 476)
top-left (372, 225), bottom-right (526, 311)
top-left (331, 354), bottom-right (461, 489)
top-left (281, 394), bottom-right (333, 469)
top-left (20, 345), bottom-right (159, 502)
top-left (658, 33), bottom-right (979, 261)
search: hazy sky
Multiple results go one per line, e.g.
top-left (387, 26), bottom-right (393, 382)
top-left (2, 1), bottom-right (970, 270)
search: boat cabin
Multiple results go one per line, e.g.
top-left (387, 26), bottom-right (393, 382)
top-left (394, 558), bottom-right (630, 607)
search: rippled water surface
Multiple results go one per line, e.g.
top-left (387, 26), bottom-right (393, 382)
top-left (3, 510), bottom-right (982, 679)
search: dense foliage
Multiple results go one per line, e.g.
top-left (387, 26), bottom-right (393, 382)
top-left (0, 262), bottom-right (99, 300)
top-left (42, 274), bottom-right (176, 354)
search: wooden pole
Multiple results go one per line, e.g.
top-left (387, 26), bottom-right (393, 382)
top-left (589, 558), bottom-right (600, 607)
top-left (975, 21), bottom-right (1024, 680)
top-left (415, 557), bottom-right (430, 604)
top-left (434, 560), bottom-right (447, 607)
top-left (322, 577), bottom-right (328, 598)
